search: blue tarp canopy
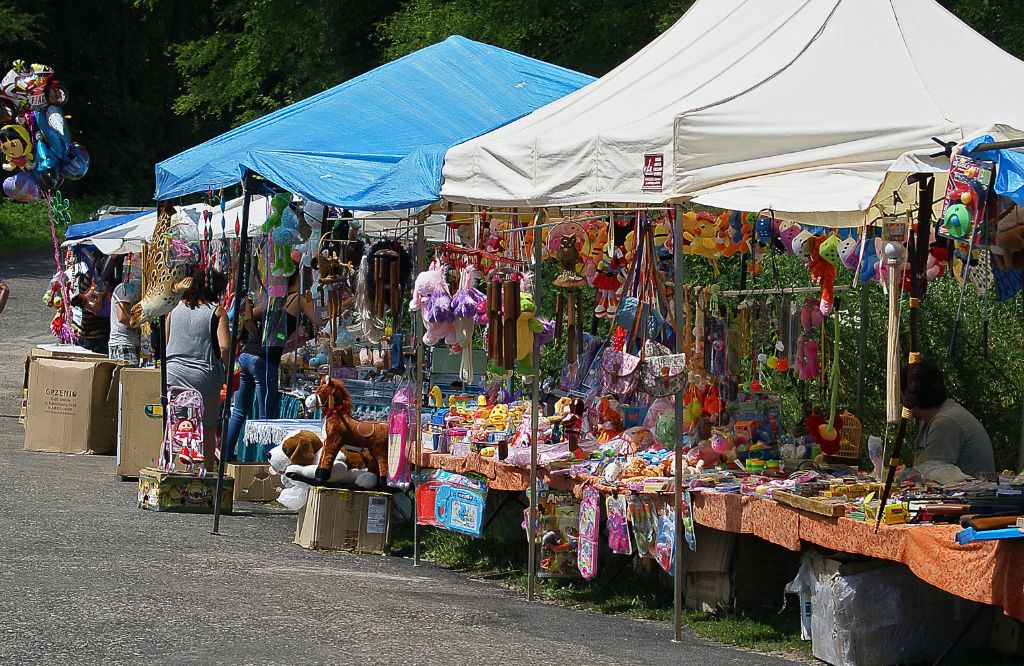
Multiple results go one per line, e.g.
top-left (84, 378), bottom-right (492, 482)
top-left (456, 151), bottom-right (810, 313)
top-left (154, 36), bottom-right (594, 210)
top-left (65, 211), bottom-right (149, 241)
top-left (963, 135), bottom-right (1024, 208)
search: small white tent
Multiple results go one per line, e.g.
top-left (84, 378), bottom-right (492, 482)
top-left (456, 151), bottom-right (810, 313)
top-left (441, 0), bottom-right (1024, 226)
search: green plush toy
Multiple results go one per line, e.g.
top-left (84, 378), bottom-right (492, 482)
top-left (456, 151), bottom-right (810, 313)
top-left (515, 292), bottom-right (545, 376)
top-left (262, 193), bottom-right (300, 277)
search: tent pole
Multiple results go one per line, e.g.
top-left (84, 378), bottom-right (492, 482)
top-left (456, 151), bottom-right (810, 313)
top-left (212, 171), bottom-right (253, 535)
top-left (672, 205), bottom-right (685, 643)
top-left (413, 208), bottom-right (427, 567)
top-left (527, 210), bottom-right (543, 602)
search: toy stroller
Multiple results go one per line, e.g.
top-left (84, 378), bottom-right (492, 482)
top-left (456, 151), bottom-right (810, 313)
top-left (160, 386), bottom-right (205, 478)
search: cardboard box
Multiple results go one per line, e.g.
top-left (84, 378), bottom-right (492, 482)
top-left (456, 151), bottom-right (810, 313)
top-left (684, 572), bottom-right (732, 612)
top-left (227, 463), bottom-right (281, 502)
top-left (295, 487), bottom-right (391, 554)
top-left (137, 466), bottom-right (233, 514)
top-left (21, 346), bottom-right (108, 423)
top-left (116, 368), bottom-right (166, 478)
top-left (24, 356), bottom-right (120, 454)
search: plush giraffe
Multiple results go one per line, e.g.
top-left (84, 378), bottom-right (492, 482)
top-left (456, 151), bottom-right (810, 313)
top-left (130, 202), bottom-right (191, 325)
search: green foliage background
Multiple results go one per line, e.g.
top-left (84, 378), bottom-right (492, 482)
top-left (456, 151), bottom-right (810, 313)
top-left (0, 0), bottom-right (1022, 466)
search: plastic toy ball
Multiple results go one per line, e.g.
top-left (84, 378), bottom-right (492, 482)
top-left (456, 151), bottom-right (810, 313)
top-left (766, 355), bottom-right (778, 369)
top-left (961, 191), bottom-right (973, 205)
top-left (741, 380), bottom-right (751, 393)
top-left (749, 379), bottom-right (762, 393)
top-left (776, 359), bottom-right (790, 372)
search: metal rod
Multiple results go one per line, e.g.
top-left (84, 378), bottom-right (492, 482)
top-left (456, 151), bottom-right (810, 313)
top-left (212, 171), bottom-right (253, 535)
top-left (527, 209), bottom-right (543, 602)
top-left (413, 207), bottom-right (427, 567)
top-left (672, 205), bottom-right (685, 643)
top-left (972, 138), bottom-right (1024, 152)
top-left (719, 285), bottom-right (853, 297)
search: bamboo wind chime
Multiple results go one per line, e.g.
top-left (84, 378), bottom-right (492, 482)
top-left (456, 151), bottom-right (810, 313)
top-left (875, 174), bottom-right (934, 532)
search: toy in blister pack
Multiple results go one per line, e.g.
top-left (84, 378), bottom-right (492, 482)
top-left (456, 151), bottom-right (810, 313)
top-left (938, 154), bottom-right (994, 245)
top-left (162, 386), bottom-right (204, 477)
top-left (387, 383), bottom-right (415, 489)
top-left (627, 496), bottom-right (657, 557)
top-left (577, 486), bottom-right (600, 580)
top-left (415, 470), bottom-right (488, 537)
top-left (525, 490), bottom-right (580, 578)
top-left (653, 498), bottom-right (675, 574)
top-left (605, 493), bottom-right (632, 554)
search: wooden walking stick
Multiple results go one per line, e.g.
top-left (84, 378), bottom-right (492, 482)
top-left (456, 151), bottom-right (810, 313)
top-left (503, 278), bottom-right (520, 371)
top-left (875, 173), bottom-right (934, 532)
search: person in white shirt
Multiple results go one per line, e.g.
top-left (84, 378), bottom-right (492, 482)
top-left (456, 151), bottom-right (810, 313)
top-left (108, 280), bottom-right (141, 364)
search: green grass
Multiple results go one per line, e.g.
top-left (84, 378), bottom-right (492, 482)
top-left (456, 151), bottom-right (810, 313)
top-left (0, 195), bottom-right (108, 256)
top-left (390, 495), bottom-right (808, 657)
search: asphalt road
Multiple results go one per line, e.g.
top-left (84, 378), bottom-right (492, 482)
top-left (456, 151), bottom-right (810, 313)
top-left (0, 250), bottom-right (799, 665)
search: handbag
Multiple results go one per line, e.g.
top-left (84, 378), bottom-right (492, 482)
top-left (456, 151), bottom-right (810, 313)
top-left (639, 339), bottom-right (687, 397)
top-left (599, 346), bottom-right (641, 398)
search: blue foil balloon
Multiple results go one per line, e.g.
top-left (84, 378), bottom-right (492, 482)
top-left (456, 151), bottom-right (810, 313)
top-left (61, 142), bottom-right (89, 180)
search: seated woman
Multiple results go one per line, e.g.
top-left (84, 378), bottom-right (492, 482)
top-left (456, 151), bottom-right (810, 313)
top-left (165, 268), bottom-right (229, 469)
top-left (224, 270), bottom-right (318, 457)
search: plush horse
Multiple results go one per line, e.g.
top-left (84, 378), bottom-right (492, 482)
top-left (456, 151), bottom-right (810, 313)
top-left (306, 375), bottom-right (389, 483)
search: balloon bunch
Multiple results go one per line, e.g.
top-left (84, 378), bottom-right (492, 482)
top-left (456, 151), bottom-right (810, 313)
top-left (0, 60), bottom-right (89, 202)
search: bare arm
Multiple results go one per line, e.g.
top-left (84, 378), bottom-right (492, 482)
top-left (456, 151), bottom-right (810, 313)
top-left (300, 292), bottom-right (320, 326)
top-left (0, 281), bottom-right (9, 317)
top-left (115, 301), bottom-right (132, 326)
top-left (215, 306), bottom-right (231, 362)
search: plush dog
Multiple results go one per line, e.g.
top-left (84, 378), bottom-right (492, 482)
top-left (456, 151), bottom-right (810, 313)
top-left (281, 430), bottom-right (321, 466)
top-left (306, 374), bottom-right (389, 483)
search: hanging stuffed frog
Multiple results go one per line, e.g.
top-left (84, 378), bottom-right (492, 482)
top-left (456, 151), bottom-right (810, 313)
top-left (515, 291), bottom-right (545, 377)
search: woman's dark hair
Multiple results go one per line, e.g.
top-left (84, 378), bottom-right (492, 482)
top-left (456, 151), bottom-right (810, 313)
top-left (900, 359), bottom-right (947, 409)
top-left (181, 266), bottom-right (226, 308)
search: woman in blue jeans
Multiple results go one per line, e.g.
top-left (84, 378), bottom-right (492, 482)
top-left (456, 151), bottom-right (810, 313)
top-left (225, 273), bottom-right (317, 456)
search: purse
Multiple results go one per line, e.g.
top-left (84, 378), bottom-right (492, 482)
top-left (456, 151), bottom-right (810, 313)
top-left (640, 340), bottom-right (687, 397)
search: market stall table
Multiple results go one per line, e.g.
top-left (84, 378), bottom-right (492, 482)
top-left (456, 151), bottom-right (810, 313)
top-left (417, 448), bottom-right (1024, 622)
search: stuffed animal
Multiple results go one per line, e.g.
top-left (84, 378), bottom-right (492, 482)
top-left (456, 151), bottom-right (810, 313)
top-left (791, 229), bottom-right (815, 261)
top-left (262, 194), bottom-right (298, 277)
top-left (778, 221), bottom-right (800, 255)
top-left (838, 237), bottom-right (860, 271)
top-left (305, 375), bottom-right (389, 484)
top-left (515, 291), bottom-right (545, 376)
top-left (281, 430), bottom-right (321, 466)
top-left (410, 262), bottom-right (456, 347)
top-left (808, 236), bottom-right (837, 316)
top-left (596, 394), bottom-right (625, 443)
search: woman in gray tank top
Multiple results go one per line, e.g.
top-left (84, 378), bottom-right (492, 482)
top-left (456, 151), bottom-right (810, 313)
top-left (165, 268), bottom-right (230, 469)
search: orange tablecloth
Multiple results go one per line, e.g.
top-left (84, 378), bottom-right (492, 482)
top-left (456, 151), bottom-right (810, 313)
top-left (418, 450), bottom-right (1024, 621)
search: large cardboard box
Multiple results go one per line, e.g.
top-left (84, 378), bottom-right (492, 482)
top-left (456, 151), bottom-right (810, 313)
top-left (116, 368), bottom-right (166, 478)
top-left (682, 525), bottom-right (736, 574)
top-left (20, 346), bottom-right (106, 423)
top-left (295, 487), bottom-right (391, 554)
top-left (227, 463), bottom-right (281, 502)
top-left (137, 466), bottom-right (233, 514)
top-left (24, 356), bottom-right (120, 454)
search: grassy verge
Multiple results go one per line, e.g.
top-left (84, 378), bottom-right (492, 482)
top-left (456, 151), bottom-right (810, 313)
top-left (0, 195), bottom-right (109, 256)
top-left (390, 495), bottom-right (808, 658)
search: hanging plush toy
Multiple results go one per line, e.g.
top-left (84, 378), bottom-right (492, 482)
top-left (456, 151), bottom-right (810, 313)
top-left (450, 267), bottom-right (485, 380)
top-left (514, 291), bottom-right (545, 377)
top-left (271, 202), bottom-right (301, 277)
top-left (409, 261), bottom-right (456, 347)
top-left (807, 236), bottom-right (837, 316)
top-left (682, 212), bottom-right (726, 272)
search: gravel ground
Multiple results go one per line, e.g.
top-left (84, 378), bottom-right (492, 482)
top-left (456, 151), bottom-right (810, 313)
top-left (0, 250), bottom-right (800, 665)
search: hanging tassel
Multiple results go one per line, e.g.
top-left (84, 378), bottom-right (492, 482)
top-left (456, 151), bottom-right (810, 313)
top-left (487, 279), bottom-right (502, 363)
top-left (555, 291), bottom-right (565, 342)
top-left (566, 290), bottom-right (577, 363)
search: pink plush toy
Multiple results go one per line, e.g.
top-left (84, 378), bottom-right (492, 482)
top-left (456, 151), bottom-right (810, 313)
top-left (409, 262), bottom-right (457, 347)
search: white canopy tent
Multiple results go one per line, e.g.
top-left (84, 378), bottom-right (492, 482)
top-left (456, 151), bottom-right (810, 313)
top-left (65, 196), bottom-right (271, 255)
top-left (441, 0), bottom-right (1024, 226)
